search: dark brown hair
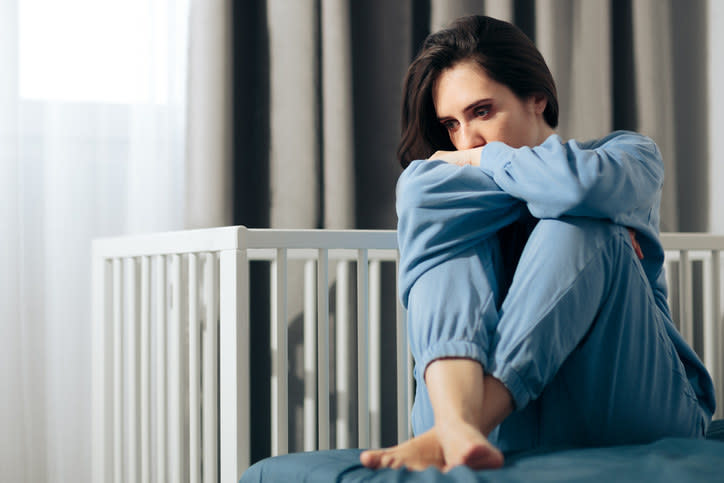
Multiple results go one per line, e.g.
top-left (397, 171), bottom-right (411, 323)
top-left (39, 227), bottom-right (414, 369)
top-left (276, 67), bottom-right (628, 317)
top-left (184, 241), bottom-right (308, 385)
top-left (398, 15), bottom-right (558, 168)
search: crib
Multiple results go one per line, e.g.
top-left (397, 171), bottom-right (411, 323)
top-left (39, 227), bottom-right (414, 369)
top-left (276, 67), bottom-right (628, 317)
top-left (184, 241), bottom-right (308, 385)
top-left (91, 227), bottom-right (724, 483)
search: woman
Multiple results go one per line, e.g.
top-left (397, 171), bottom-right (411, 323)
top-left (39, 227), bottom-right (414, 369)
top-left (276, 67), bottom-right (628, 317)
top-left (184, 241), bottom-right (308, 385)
top-left (360, 15), bottom-right (714, 472)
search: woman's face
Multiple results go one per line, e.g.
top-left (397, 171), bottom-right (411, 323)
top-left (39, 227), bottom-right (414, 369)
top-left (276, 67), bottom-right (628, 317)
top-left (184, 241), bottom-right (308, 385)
top-left (432, 60), bottom-right (553, 150)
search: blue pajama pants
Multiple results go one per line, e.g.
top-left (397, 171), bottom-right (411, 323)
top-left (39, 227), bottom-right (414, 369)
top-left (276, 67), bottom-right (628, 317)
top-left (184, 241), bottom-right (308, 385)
top-left (407, 217), bottom-right (708, 452)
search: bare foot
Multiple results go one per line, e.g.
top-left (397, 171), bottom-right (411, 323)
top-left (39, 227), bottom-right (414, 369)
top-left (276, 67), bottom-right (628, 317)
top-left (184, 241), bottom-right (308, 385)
top-left (359, 422), bottom-right (503, 472)
top-left (436, 419), bottom-right (504, 471)
top-left (360, 429), bottom-right (444, 471)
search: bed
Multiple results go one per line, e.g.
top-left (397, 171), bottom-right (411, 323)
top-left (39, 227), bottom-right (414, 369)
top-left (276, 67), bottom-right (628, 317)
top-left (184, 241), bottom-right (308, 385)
top-left (242, 426), bottom-right (724, 482)
top-left (90, 227), bottom-right (724, 482)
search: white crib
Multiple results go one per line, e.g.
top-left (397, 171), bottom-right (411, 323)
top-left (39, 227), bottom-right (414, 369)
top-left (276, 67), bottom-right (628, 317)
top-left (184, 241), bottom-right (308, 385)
top-left (91, 227), bottom-right (724, 483)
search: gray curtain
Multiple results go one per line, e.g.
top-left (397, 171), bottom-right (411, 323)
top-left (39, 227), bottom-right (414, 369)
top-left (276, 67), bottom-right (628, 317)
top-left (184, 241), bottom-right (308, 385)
top-left (185, 0), bottom-right (712, 462)
top-left (183, 0), bottom-right (711, 235)
top-left (185, 0), bottom-right (234, 229)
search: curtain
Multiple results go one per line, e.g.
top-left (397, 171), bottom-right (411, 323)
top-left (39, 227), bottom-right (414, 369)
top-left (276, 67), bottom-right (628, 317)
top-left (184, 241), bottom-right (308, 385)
top-left (710, 0), bottom-right (724, 233)
top-left (232, 0), bottom-right (711, 235)
top-left (0, 1), bottom-right (192, 481)
top-left (186, 0), bottom-right (233, 229)
top-left (1, 3), bottom-right (28, 481)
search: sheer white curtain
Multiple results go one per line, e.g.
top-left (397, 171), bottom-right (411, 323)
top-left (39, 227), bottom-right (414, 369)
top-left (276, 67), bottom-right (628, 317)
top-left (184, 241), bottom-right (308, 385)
top-left (0, 1), bottom-right (190, 481)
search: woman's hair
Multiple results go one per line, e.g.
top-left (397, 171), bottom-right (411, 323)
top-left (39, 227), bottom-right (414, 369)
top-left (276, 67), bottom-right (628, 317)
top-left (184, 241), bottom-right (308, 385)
top-left (397, 15), bottom-right (558, 168)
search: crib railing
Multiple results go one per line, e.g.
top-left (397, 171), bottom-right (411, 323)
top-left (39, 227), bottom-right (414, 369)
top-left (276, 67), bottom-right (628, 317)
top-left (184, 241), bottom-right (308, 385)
top-left (92, 227), bottom-right (724, 483)
top-left (662, 233), bottom-right (724, 411)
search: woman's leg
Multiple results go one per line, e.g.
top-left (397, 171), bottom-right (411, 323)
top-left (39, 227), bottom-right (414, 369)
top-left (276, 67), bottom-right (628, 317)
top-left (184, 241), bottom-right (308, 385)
top-left (425, 360), bottom-right (512, 469)
top-left (362, 158), bottom-right (528, 470)
top-left (359, 360), bottom-right (512, 471)
top-left (361, 239), bottom-right (512, 470)
top-left (487, 218), bottom-right (707, 451)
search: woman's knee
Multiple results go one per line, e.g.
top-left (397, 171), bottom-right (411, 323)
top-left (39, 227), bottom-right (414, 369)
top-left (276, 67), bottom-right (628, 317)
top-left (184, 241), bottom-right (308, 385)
top-left (505, 217), bottom-right (630, 297)
top-left (531, 217), bottom-right (622, 248)
top-left (521, 218), bottom-right (625, 267)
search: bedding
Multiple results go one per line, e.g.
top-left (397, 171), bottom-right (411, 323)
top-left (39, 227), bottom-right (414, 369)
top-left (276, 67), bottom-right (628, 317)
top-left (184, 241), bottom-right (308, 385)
top-left (241, 420), bottom-right (724, 482)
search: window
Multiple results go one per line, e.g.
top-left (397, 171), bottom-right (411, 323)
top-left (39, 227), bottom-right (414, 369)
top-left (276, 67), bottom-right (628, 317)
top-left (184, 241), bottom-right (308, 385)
top-left (19, 0), bottom-right (176, 104)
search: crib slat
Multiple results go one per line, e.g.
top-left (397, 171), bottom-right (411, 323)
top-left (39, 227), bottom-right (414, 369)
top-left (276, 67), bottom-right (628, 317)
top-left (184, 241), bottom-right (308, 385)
top-left (395, 253), bottom-right (410, 442)
top-left (202, 253), bottom-right (219, 483)
top-left (679, 250), bottom-right (694, 344)
top-left (219, 249), bottom-right (250, 482)
top-left (180, 257), bottom-right (190, 483)
top-left (318, 249), bottom-right (331, 450)
top-left (91, 257), bottom-right (113, 483)
top-left (155, 255), bottom-right (167, 483)
top-left (712, 250), bottom-right (723, 419)
top-left (703, 253), bottom-right (716, 382)
top-left (701, 249), bottom-right (724, 420)
top-left (140, 257), bottom-right (151, 483)
top-left (408, 350), bottom-right (414, 436)
top-left (188, 254), bottom-right (201, 483)
top-left (169, 254), bottom-right (184, 483)
top-left (664, 255), bottom-right (674, 311)
top-left (127, 258), bottom-right (140, 483)
top-left (357, 249), bottom-right (370, 448)
top-left (335, 261), bottom-right (350, 449)
top-left (369, 260), bottom-right (381, 449)
top-left (271, 249), bottom-right (289, 456)
top-left (304, 260), bottom-right (317, 451)
top-left (112, 258), bottom-right (123, 483)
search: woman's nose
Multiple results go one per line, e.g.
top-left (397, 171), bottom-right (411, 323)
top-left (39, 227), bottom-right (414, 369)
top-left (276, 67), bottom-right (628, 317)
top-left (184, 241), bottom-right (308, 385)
top-left (457, 124), bottom-right (485, 150)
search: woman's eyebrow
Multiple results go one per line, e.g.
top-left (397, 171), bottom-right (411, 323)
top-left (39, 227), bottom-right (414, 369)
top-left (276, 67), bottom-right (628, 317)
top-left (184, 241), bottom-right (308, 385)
top-left (438, 98), bottom-right (494, 121)
top-left (463, 98), bottom-right (493, 112)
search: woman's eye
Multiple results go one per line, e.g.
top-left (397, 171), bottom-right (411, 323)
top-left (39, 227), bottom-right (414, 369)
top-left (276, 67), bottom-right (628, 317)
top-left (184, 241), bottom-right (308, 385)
top-left (442, 120), bottom-right (457, 130)
top-left (474, 106), bottom-right (490, 118)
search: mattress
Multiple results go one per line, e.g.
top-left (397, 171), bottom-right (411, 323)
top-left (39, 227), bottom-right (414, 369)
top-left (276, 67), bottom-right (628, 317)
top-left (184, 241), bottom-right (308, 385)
top-left (241, 420), bottom-right (724, 482)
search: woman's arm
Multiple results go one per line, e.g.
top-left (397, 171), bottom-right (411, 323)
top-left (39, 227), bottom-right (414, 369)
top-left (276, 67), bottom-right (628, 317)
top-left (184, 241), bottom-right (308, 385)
top-left (477, 131), bottom-right (663, 221)
top-left (397, 159), bottom-right (524, 307)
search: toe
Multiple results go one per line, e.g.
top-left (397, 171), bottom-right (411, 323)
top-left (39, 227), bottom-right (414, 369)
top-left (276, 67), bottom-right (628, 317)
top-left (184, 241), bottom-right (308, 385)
top-left (380, 452), bottom-right (394, 468)
top-left (360, 449), bottom-right (383, 469)
top-left (464, 444), bottom-right (504, 470)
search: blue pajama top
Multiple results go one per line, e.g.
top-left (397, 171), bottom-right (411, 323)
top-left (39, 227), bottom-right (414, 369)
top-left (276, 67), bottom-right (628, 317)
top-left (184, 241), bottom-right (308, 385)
top-left (396, 130), bottom-right (716, 418)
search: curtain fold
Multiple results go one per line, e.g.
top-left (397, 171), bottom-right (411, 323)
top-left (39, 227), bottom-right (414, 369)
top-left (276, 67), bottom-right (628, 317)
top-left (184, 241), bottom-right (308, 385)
top-left (709, 0), bottom-right (724, 233)
top-left (430, 0), bottom-right (485, 32)
top-left (536, 0), bottom-right (612, 141)
top-left (431, 0), bottom-right (515, 32)
top-left (321, 0), bottom-right (355, 229)
top-left (671, 0), bottom-right (708, 232)
top-left (2, 3), bottom-right (46, 482)
top-left (0, 3), bottom-right (37, 482)
top-left (186, 0), bottom-right (233, 229)
top-left (268, 0), bottom-right (321, 229)
top-left (632, 0), bottom-right (678, 231)
top-left (485, 0), bottom-right (514, 21)
top-left (349, 0), bottom-right (411, 229)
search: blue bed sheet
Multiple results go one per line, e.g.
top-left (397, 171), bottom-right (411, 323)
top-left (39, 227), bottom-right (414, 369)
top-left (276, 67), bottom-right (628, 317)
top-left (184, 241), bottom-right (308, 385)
top-left (242, 424), bottom-right (724, 483)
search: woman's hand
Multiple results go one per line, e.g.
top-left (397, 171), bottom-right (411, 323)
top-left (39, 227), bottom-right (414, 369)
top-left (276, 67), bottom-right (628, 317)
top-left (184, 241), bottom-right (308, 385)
top-left (428, 147), bottom-right (484, 166)
top-left (628, 228), bottom-right (644, 260)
